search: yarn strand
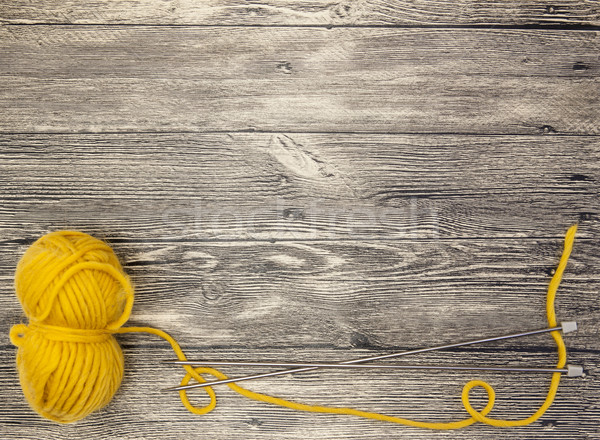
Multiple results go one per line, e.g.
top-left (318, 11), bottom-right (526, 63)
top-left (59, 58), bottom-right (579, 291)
top-left (119, 224), bottom-right (578, 429)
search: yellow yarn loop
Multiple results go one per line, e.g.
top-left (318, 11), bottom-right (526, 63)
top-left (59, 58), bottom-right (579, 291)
top-left (10, 226), bottom-right (577, 428)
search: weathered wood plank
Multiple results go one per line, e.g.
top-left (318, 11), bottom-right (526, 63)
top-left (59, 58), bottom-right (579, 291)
top-left (0, 133), bottom-right (598, 241)
top-left (1, 27), bottom-right (598, 134)
top-left (0, 346), bottom-right (597, 439)
top-left (4, 27), bottom-right (599, 78)
top-left (1, 237), bottom-right (598, 438)
top-left (4, 237), bottom-right (598, 347)
top-left (1, 0), bottom-right (599, 26)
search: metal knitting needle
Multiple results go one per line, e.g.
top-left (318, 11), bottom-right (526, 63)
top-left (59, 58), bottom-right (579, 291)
top-left (165, 361), bottom-right (582, 376)
top-left (164, 321), bottom-right (577, 392)
top-left (164, 361), bottom-right (580, 376)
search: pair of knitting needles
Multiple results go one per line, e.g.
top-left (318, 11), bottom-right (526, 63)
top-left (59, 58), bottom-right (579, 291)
top-left (164, 321), bottom-right (583, 392)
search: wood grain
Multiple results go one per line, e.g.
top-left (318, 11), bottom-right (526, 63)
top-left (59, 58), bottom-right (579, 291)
top-left (1, 0), bottom-right (599, 26)
top-left (0, 133), bottom-right (598, 241)
top-left (1, 27), bottom-right (599, 134)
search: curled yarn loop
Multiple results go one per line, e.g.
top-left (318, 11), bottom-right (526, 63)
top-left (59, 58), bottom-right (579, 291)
top-left (11, 226), bottom-right (577, 428)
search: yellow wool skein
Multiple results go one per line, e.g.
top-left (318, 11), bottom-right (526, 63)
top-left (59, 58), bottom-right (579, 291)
top-left (10, 231), bottom-right (134, 423)
top-left (10, 227), bottom-right (577, 428)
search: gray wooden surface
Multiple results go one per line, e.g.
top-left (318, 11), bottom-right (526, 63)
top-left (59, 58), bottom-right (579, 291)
top-left (1, 2), bottom-right (599, 439)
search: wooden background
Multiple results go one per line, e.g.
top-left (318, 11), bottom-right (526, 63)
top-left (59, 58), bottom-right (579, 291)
top-left (1, 1), bottom-right (599, 439)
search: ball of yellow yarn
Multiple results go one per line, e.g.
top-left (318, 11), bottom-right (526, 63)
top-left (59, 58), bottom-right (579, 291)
top-left (9, 231), bottom-right (134, 423)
